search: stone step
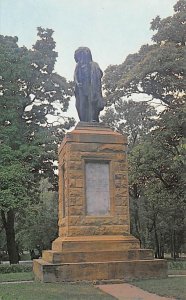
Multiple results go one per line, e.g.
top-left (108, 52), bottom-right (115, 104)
top-left (52, 235), bottom-right (140, 252)
top-left (42, 249), bottom-right (153, 264)
top-left (33, 258), bottom-right (167, 283)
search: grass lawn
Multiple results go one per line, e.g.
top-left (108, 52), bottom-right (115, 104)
top-left (132, 277), bottom-right (186, 300)
top-left (0, 272), bottom-right (34, 283)
top-left (0, 282), bottom-right (115, 300)
top-left (0, 262), bottom-right (186, 300)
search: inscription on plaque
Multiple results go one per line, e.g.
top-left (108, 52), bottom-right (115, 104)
top-left (85, 162), bottom-right (110, 215)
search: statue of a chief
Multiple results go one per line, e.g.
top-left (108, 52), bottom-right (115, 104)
top-left (74, 47), bottom-right (105, 122)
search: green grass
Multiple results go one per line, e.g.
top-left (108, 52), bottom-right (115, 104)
top-left (0, 272), bottom-right (34, 282)
top-left (132, 277), bottom-right (186, 300)
top-left (0, 269), bottom-right (185, 300)
top-left (0, 282), bottom-right (115, 300)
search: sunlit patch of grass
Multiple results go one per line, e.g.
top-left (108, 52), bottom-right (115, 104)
top-left (0, 282), bottom-right (115, 300)
top-left (0, 272), bottom-right (34, 283)
top-left (131, 277), bottom-right (186, 300)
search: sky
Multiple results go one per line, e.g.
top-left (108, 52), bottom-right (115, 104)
top-left (0, 0), bottom-right (176, 119)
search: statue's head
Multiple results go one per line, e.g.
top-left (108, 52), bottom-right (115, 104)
top-left (74, 47), bottom-right (92, 64)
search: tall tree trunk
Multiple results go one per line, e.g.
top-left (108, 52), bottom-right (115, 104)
top-left (154, 220), bottom-right (160, 258)
top-left (1, 209), bottom-right (19, 264)
top-left (173, 229), bottom-right (177, 260)
top-left (171, 228), bottom-right (177, 260)
top-left (159, 233), bottom-right (164, 259)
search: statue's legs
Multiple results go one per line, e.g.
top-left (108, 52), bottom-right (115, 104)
top-left (76, 91), bottom-right (100, 122)
top-left (75, 96), bottom-right (81, 121)
top-left (91, 103), bottom-right (99, 122)
top-left (76, 93), bottom-right (89, 122)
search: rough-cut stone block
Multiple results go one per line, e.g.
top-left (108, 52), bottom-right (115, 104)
top-left (64, 225), bottom-right (130, 236)
top-left (33, 258), bottom-right (167, 283)
top-left (56, 124), bottom-right (131, 236)
top-left (115, 206), bottom-right (128, 216)
top-left (42, 249), bottom-right (154, 264)
top-left (69, 188), bottom-right (83, 197)
top-left (51, 236), bottom-right (140, 252)
top-left (68, 161), bottom-right (83, 170)
top-left (98, 144), bottom-right (125, 153)
top-left (65, 216), bottom-right (128, 226)
top-left (68, 179), bottom-right (76, 187)
top-left (68, 206), bottom-right (84, 216)
top-left (68, 170), bottom-right (83, 179)
top-left (107, 260), bottom-right (167, 280)
top-left (69, 196), bottom-right (83, 206)
top-left (75, 179), bottom-right (83, 188)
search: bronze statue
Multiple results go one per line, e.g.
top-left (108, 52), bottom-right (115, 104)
top-left (74, 47), bottom-right (105, 122)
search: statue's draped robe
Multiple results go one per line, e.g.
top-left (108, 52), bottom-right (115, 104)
top-left (74, 61), bottom-right (104, 122)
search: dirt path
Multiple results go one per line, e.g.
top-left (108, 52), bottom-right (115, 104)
top-left (98, 283), bottom-right (176, 300)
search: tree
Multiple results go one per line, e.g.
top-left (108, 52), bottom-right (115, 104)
top-left (101, 99), bottom-right (158, 248)
top-left (102, 101), bottom-right (185, 258)
top-left (103, 0), bottom-right (186, 108)
top-left (102, 0), bottom-right (186, 257)
top-left (129, 104), bottom-right (185, 258)
top-left (101, 99), bottom-right (157, 149)
top-left (16, 179), bottom-right (58, 255)
top-left (0, 28), bottom-right (74, 263)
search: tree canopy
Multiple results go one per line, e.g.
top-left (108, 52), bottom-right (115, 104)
top-left (0, 28), bottom-right (74, 263)
top-left (103, 0), bottom-right (186, 108)
top-left (102, 0), bottom-right (186, 258)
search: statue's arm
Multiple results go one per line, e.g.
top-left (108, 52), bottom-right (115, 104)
top-left (74, 64), bottom-right (82, 87)
top-left (93, 62), bottom-right (103, 78)
top-left (74, 65), bottom-right (79, 84)
top-left (99, 67), bottom-right (103, 78)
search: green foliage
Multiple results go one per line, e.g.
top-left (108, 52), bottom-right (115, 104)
top-left (151, 0), bottom-right (186, 45)
top-left (0, 28), bottom-right (74, 263)
top-left (103, 0), bottom-right (186, 107)
top-left (16, 179), bottom-right (58, 251)
top-left (101, 99), bottom-right (157, 149)
top-left (102, 1), bottom-right (186, 258)
top-left (0, 146), bottom-right (31, 210)
top-left (0, 28), bottom-right (74, 199)
top-left (129, 104), bottom-right (185, 257)
top-left (0, 264), bottom-right (32, 273)
top-left (168, 260), bottom-right (186, 270)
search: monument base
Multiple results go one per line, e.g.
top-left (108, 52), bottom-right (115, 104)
top-left (33, 235), bottom-right (167, 282)
top-left (33, 123), bottom-right (167, 282)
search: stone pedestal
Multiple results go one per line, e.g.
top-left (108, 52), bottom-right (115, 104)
top-left (33, 123), bottom-right (167, 282)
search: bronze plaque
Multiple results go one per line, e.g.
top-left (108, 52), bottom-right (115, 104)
top-left (85, 162), bottom-right (110, 215)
